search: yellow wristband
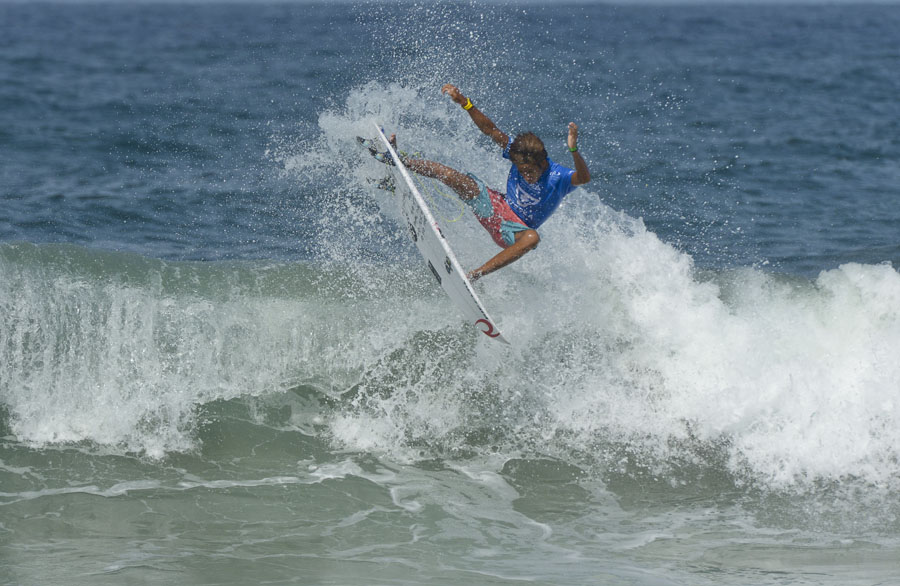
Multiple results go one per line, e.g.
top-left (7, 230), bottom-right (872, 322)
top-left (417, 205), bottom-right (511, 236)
top-left (463, 98), bottom-right (474, 111)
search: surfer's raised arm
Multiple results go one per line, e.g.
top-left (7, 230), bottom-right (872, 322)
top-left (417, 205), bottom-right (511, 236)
top-left (567, 122), bottom-right (591, 186)
top-left (441, 84), bottom-right (509, 149)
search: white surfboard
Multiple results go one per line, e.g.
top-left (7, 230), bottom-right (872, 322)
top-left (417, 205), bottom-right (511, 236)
top-left (373, 123), bottom-right (508, 344)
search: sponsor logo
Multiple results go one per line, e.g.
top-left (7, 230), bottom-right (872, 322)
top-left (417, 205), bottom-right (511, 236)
top-left (475, 319), bottom-right (500, 339)
top-left (515, 183), bottom-right (541, 207)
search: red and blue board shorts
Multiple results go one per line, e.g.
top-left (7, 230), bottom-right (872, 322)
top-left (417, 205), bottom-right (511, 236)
top-left (465, 174), bottom-right (530, 248)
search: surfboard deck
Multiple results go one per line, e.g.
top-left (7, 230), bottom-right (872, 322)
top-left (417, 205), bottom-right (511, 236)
top-left (372, 123), bottom-right (509, 344)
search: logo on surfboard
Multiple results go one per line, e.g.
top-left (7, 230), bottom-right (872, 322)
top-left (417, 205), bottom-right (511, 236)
top-left (475, 319), bottom-right (500, 338)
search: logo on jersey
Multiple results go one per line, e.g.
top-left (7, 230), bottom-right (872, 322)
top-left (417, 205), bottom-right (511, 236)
top-left (515, 183), bottom-right (542, 207)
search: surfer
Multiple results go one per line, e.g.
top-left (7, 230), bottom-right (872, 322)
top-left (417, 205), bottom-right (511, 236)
top-left (375, 84), bottom-right (591, 281)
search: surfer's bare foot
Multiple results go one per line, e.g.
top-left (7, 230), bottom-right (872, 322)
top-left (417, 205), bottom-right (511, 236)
top-left (357, 133), bottom-right (404, 166)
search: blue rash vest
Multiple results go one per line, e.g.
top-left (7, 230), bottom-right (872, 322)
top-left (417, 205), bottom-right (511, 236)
top-left (502, 140), bottom-right (577, 229)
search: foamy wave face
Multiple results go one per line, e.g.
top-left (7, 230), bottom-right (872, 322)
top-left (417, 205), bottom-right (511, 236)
top-left (551, 209), bottom-right (900, 489)
top-left (0, 245), bottom-right (406, 456)
top-left (717, 263), bottom-right (900, 486)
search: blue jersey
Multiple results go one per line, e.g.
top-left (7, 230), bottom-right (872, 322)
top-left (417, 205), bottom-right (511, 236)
top-left (502, 141), bottom-right (577, 229)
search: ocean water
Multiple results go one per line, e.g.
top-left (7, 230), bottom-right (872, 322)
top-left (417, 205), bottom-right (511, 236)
top-left (2, 1), bottom-right (900, 584)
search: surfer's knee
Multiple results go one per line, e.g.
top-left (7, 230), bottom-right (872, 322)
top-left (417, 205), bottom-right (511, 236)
top-left (455, 174), bottom-right (481, 201)
top-left (515, 229), bottom-right (540, 251)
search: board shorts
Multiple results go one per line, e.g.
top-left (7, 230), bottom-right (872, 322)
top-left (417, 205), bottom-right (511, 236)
top-left (465, 174), bottom-right (531, 248)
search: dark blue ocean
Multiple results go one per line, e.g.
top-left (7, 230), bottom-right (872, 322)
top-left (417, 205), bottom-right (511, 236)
top-left (2, 2), bottom-right (900, 585)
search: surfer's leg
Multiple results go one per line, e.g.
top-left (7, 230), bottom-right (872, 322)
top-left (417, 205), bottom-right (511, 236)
top-left (402, 158), bottom-right (481, 201)
top-left (387, 133), bottom-right (480, 201)
top-left (468, 229), bottom-right (540, 282)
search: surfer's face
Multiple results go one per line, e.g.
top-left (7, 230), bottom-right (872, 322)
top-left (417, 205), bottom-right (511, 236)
top-left (509, 132), bottom-right (548, 183)
top-left (513, 158), bottom-right (548, 184)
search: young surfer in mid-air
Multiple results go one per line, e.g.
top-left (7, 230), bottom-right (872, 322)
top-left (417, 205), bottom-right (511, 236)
top-left (365, 83), bottom-right (591, 282)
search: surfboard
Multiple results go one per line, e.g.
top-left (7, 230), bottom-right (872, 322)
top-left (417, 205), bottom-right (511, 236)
top-left (372, 123), bottom-right (508, 344)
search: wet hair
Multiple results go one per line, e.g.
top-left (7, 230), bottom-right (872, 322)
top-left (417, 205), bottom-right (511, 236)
top-left (508, 132), bottom-right (547, 167)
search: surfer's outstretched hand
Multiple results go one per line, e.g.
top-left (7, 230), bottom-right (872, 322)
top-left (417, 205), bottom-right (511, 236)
top-left (567, 122), bottom-right (579, 151)
top-left (441, 84), bottom-right (467, 108)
